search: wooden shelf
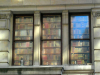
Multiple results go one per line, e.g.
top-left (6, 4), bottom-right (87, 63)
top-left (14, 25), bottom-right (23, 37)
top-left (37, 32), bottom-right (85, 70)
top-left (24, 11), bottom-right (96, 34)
top-left (14, 60), bottom-right (32, 61)
top-left (43, 59), bottom-right (61, 61)
top-left (15, 47), bottom-right (32, 48)
top-left (43, 47), bottom-right (60, 48)
top-left (71, 33), bottom-right (89, 35)
top-left (43, 28), bottom-right (60, 29)
top-left (71, 46), bottom-right (89, 47)
top-left (16, 22), bottom-right (33, 24)
top-left (43, 22), bottom-right (61, 24)
top-left (42, 53), bottom-right (60, 55)
top-left (71, 59), bottom-right (88, 60)
top-left (15, 29), bottom-right (33, 30)
top-left (71, 52), bottom-right (89, 54)
top-left (17, 53), bottom-right (32, 55)
top-left (71, 27), bottom-right (89, 29)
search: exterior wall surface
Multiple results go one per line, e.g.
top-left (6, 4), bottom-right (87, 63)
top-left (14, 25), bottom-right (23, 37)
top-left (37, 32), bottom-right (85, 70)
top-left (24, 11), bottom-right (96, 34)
top-left (0, 0), bottom-right (99, 75)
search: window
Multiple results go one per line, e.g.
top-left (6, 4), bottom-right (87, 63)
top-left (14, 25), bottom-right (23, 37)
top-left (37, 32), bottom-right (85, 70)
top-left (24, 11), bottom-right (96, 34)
top-left (69, 13), bottom-right (91, 65)
top-left (13, 15), bottom-right (34, 66)
top-left (41, 14), bottom-right (62, 65)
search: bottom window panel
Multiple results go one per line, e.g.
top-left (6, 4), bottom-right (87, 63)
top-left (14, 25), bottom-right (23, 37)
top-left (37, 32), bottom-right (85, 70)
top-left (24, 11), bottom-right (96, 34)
top-left (71, 40), bottom-right (90, 65)
top-left (42, 41), bottom-right (61, 65)
top-left (14, 42), bottom-right (33, 66)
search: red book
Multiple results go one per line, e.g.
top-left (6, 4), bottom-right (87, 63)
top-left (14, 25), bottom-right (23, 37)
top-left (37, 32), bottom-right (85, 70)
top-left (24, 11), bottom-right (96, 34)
top-left (26, 42), bottom-right (29, 47)
top-left (43, 55), bottom-right (47, 60)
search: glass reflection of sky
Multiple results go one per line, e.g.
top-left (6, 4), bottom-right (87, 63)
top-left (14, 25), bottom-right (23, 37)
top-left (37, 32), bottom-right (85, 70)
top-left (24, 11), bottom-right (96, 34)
top-left (71, 16), bottom-right (89, 39)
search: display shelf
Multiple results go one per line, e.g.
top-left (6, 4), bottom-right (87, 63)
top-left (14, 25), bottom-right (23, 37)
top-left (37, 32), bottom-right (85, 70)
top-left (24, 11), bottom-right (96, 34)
top-left (71, 33), bottom-right (89, 35)
top-left (42, 53), bottom-right (60, 55)
top-left (71, 46), bottom-right (89, 47)
top-left (71, 27), bottom-right (89, 29)
top-left (16, 22), bottom-right (33, 24)
top-left (71, 59), bottom-right (89, 60)
top-left (71, 52), bottom-right (89, 54)
top-left (14, 60), bottom-right (32, 61)
top-left (43, 47), bottom-right (60, 48)
top-left (15, 28), bottom-right (33, 30)
top-left (43, 28), bottom-right (60, 29)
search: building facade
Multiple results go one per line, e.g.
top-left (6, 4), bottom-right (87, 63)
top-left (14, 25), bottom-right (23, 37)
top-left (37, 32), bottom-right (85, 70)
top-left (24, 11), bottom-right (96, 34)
top-left (0, 0), bottom-right (100, 75)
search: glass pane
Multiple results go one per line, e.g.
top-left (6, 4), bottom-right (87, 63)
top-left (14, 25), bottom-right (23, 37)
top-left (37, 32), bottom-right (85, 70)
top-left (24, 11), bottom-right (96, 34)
top-left (15, 16), bottom-right (33, 40)
top-left (14, 42), bottom-right (33, 66)
top-left (42, 15), bottom-right (61, 39)
top-left (71, 40), bottom-right (90, 65)
top-left (42, 41), bottom-right (61, 65)
top-left (71, 16), bottom-right (89, 39)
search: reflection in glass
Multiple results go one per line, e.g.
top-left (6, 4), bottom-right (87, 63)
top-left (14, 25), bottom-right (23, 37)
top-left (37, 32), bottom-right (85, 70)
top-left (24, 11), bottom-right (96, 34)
top-left (14, 42), bottom-right (33, 66)
top-left (42, 41), bottom-right (61, 65)
top-left (71, 16), bottom-right (89, 39)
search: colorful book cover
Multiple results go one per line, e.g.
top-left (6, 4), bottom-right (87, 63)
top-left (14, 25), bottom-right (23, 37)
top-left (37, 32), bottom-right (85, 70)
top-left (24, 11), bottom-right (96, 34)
top-left (26, 42), bottom-right (30, 47)
top-left (42, 55), bottom-right (47, 60)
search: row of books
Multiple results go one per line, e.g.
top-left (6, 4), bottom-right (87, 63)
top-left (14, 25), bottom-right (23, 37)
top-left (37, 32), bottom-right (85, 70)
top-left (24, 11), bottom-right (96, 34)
top-left (15, 36), bottom-right (32, 40)
top-left (71, 54), bottom-right (89, 59)
top-left (15, 30), bottom-right (33, 36)
top-left (15, 42), bottom-right (33, 47)
top-left (43, 60), bottom-right (61, 65)
top-left (42, 48), bottom-right (61, 54)
top-left (71, 29), bottom-right (89, 34)
top-left (43, 23), bottom-right (61, 28)
top-left (71, 35), bottom-right (89, 39)
top-left (71, 47), bottom-right (89, 53)
top-left (43, 35), bottom-right (60, 39)
top-left (43, 41), bottom-right (60, 47)
top-left (71, 22), bottom-right (89, 28)
top-left (71, 60), bottom-right (88, 65)
top-left (71, 41), bottom-right (89, 46)
top-left (42, 55), bottom-right (61, 60)
top-left (43, 16), bottom-right (61, 22)
top-left (14, 61), bottom-right (32, 66)
top-left (14, 55), bottom-right (32, 60)
top-left (71, 16), bottom-right (89, 22)
top-left (15, 49), bottom-right (32, 54)
top-left (15, 24), bottom-right (33, 30)
top-left (43, 29), bottom-right (60, 35)
top-left (16, 17), bottom-right (33, 23)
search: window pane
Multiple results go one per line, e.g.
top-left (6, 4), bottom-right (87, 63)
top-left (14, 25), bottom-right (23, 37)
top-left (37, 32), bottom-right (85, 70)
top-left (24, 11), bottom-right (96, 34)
top-left (71, 16), bottom-right (89, 39)
top-left (71, 40), bottom-right (90, 65)
top-left (14, 42), bottom-right (33, 66)
top-left (42, 15), bottom-right (61, 39)
top-left (15, 16), bottom-right (33, 40)
top-left (42, 41), bottom-right (61, 65)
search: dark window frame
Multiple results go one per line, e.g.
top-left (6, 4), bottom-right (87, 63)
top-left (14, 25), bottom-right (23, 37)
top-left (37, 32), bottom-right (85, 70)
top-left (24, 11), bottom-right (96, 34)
top-left (40, 13), bottom-right (62, 65)
top-left (69, 12), bottom-right (91, 65)
top-left (12, 14), bottom-right (34, 66)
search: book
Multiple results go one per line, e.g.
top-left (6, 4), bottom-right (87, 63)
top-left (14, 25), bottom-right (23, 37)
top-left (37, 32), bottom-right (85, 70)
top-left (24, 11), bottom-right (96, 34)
top-left (20, 30), bottom-right (27, 36)
top-left (42, 55), bottom-right (47, 60)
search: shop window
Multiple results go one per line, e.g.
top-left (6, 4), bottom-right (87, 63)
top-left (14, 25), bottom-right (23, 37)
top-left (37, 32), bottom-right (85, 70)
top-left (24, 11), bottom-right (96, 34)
top-left (13, 15), bottom-right (34, 66)
top-left (69, 13), bottom-right (91, 65)
top-left (41, 14), bottom-right (62, 65)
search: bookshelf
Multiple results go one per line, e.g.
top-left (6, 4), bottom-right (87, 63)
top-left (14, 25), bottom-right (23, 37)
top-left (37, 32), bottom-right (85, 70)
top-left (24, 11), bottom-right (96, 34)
top-left (41, 14), bottom-right (62, 65)
top-left (15, 16), bottom-right (33, 40)
top-left (69, 13), bottom-right (91, 65)
top-left (42, 15), bottom-right (61, 39)
top-left (13, 15), bottom-right (34, 66)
